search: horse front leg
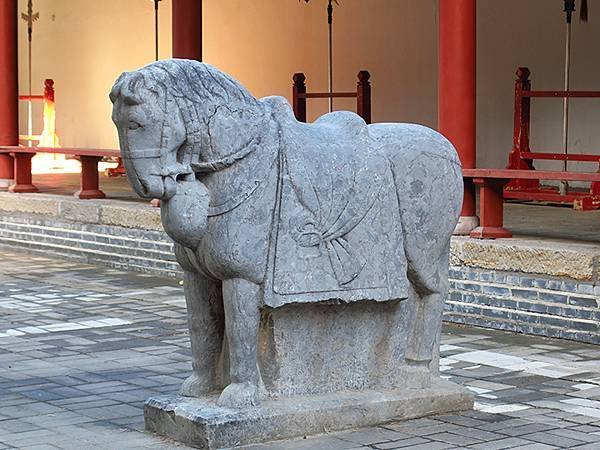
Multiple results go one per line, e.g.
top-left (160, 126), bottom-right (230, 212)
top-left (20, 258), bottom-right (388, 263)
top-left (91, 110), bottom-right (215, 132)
top-left (180, 270), bottom-right (225, 397)
top-left (217, 278), bottom-right (262, 408)
top-left (175, 245), bottom-right (225, 397)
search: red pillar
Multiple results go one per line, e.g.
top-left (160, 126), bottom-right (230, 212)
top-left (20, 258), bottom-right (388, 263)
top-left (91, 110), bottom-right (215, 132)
top-left (172, 0), bottom-right (202, 61)
top-left (439, 0), bottom-right (478, 234)
top-left (0, 0), bottom-right (18, 188)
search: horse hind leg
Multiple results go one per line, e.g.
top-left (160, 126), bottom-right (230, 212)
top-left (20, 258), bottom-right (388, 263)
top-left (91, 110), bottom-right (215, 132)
top-left (403, 243), bottom-right (450, 387)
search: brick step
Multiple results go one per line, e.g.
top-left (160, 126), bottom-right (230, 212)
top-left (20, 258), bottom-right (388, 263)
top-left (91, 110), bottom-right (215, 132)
top-left (0, 217), bottom-right (181, 278)
top-left (0, 223), bottom-right (174, 260)
top-left (446, 266), bottom-right (599, 344)
top-left (446, 300), bottom-right (598, 333)
top-left (449, 290), bottom-right (599, 321)
top-left (444, 311), bottom-right (599, 344)
top-left (0, 216), bottom-right (172, 251)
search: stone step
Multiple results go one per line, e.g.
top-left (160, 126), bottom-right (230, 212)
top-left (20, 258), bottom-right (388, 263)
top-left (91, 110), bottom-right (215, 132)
top-left (0, 215), bottom-right (180, 278)
top-left (446, 266), bottom-right (599, 344)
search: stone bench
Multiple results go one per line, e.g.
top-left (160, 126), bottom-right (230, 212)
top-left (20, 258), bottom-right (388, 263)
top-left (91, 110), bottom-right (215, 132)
top-left (463, 168), bottom-right (600, 239)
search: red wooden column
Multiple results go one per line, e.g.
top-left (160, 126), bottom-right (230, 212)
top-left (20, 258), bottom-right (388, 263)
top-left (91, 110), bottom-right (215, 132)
top-left (172, 0), bottom-right (202, 60)
top-left (0, 0), bottom-right (18, 189)
top-left (439, 0), bottom-right (478, 234)
top-left (470, 177), bottom-right (512, 239)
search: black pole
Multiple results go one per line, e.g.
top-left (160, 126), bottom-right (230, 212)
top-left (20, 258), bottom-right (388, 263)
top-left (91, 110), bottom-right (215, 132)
top-left (154, 0), bottom-right (159, 61)
top-left (564, 0), bottom-right (575, 22)
top-left (327, 0), bottom-right (333, 112)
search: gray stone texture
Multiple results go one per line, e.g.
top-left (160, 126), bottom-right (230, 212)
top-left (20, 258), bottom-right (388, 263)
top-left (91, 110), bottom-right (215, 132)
top-left (144, 380), bottom-right (472, 449)
top-left (109, 58), bottom-right (467, 446)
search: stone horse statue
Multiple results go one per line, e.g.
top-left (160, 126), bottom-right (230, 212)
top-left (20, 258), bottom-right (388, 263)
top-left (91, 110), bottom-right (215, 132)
top-left (110, 59), bottom-right (463, 408)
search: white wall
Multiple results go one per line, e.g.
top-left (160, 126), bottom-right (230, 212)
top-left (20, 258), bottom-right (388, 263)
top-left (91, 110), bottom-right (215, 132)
top-left (477, 0), bottom-right (600, 170)
top-left (17, 0), bottom-right (173, 149)
top-left (17, 0), bottom-right (600, 171)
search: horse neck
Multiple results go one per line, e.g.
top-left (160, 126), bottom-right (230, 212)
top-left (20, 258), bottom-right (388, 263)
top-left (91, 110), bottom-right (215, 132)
top-left (198, 114), bottom-right (278, 209)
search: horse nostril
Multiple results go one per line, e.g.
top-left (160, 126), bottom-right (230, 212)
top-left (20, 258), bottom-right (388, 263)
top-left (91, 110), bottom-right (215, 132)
top-left (176, 173), bottom-right (187, 182)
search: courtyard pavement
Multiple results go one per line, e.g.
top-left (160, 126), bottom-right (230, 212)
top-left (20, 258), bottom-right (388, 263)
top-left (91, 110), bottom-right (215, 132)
top-left (1, 249), bottom-right (600, 449)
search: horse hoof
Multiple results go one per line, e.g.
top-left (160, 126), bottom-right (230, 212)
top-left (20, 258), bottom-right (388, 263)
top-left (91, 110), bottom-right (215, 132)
top-left (180, 373), bottom-right (216, 397)
top-left (404, 362), bottom-right (432, 389)
top-left (217, 382), bottom-right (258, 408)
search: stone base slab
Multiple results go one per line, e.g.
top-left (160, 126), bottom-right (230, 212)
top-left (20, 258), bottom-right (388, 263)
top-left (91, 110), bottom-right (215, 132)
top-left (144, 379), bottom-right (473, 449)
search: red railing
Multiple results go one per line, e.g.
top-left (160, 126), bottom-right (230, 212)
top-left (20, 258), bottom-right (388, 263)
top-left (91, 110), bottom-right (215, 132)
top-left (292, 71), bottom-right (372, 124)
top-left (505, 67), bottom-right (600, 209)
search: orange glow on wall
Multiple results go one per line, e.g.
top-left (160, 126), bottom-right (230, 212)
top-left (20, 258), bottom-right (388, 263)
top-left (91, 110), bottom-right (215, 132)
top-left (38, 86), bottom-right (60, 148)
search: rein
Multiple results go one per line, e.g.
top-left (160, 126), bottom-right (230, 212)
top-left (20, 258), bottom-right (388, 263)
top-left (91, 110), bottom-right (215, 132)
top-left (123, 110), bottom-right (276, 217)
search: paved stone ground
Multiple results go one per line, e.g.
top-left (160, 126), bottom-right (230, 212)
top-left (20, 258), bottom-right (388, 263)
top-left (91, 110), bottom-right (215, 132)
top-left (1, 250), bottom-right (600, 449)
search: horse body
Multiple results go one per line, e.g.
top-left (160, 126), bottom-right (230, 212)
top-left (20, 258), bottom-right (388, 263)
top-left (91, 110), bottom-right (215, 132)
top-left (110, 60), bottom-right (462, 408)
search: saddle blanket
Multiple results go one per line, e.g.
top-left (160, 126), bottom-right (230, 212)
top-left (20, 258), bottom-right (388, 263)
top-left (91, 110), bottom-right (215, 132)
top-left (262, 105), bottom-right (409, 308)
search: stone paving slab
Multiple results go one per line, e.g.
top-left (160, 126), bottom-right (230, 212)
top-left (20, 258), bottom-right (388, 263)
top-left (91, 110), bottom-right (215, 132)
top-left (1, 249), bottom-right (600, 449)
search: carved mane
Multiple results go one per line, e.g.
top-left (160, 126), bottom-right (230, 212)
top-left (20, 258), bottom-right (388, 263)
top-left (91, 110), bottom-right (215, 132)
top-left (109, 59), bottom-right (264, 165)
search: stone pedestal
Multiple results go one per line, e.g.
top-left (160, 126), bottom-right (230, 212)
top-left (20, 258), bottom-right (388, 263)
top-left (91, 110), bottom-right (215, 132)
top-left (145, 301), bottom-right (473, 448)
top-left (145, 380), bottom-right (472, 449)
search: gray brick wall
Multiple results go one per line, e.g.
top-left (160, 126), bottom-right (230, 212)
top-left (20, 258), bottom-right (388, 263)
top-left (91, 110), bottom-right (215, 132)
top-left (0, 213), bottom-right (181, 278)
top-left (447, 266), bottom-right (600, 344)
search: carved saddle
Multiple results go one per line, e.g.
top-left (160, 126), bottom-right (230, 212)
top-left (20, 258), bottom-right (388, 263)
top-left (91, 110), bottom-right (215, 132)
top-left (262, 99), bottom-right (409, 308)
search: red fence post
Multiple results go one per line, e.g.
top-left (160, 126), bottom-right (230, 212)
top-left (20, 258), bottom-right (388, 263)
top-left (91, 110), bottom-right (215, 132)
top-left (9, 152), bottom-right (37, 193)
top-left (0, 0), bottom-right (18, 188)
top-left (506, 67), bottom-right (538, 190)
top-left (357, 70), bottom-right (371, 124)
top-left (44, 78), bottom-right (54, 103)
top-left (293, 73), bottom-right (307, 122)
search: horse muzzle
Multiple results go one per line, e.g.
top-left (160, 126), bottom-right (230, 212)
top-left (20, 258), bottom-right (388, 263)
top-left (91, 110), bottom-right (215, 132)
top-left (121, 147), bottom-right (183, 201)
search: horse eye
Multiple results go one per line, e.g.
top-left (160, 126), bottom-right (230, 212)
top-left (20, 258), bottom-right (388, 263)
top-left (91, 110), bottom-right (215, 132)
top-left (128, 120), bottom-right (142, 130)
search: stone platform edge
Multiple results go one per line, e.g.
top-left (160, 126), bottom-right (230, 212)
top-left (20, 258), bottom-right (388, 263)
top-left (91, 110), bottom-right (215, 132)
top-left (1, 192), bottom-right (599, 281)
top-left (451, 236), bottom-right (600, 282)
top-left (0, 192), bottom-right (162, 231)
top-left (144, 379), bottom-right (473, 449)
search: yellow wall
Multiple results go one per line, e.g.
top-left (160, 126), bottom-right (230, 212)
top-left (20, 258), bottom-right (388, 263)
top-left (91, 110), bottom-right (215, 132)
top-left (18, 0), bottom-right (173, 149)
top-left (16, 0), bottom-right (600, 170)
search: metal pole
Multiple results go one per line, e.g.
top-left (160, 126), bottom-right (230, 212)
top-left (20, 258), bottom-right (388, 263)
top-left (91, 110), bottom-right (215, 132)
top-left (21, 0), bottom-right (38, 147)
top-left (327, 0), bottom-right (333, 112)
top-left (560, 0), bottom-right (575, 195)
top-left (154, 0), bottom-right (159, 61)
top-left (27, 30), bottom-right (32, 147)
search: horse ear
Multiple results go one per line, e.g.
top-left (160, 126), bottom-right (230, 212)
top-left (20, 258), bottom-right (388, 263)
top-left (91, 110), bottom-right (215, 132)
top-left (109, 71), bottom-right (132, 103)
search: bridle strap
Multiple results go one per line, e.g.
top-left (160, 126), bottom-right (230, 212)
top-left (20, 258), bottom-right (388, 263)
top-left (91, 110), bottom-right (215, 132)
top-left (121, 148), bottom-right (163, 160)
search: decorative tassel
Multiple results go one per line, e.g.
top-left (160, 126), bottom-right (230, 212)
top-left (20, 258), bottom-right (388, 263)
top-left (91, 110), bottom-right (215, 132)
top-left (580, 0), bottom-right (588, 22)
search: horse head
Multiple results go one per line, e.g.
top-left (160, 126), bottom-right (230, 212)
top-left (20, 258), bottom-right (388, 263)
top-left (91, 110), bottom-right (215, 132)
top-left (110, 59), bottom-right (266, 201)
